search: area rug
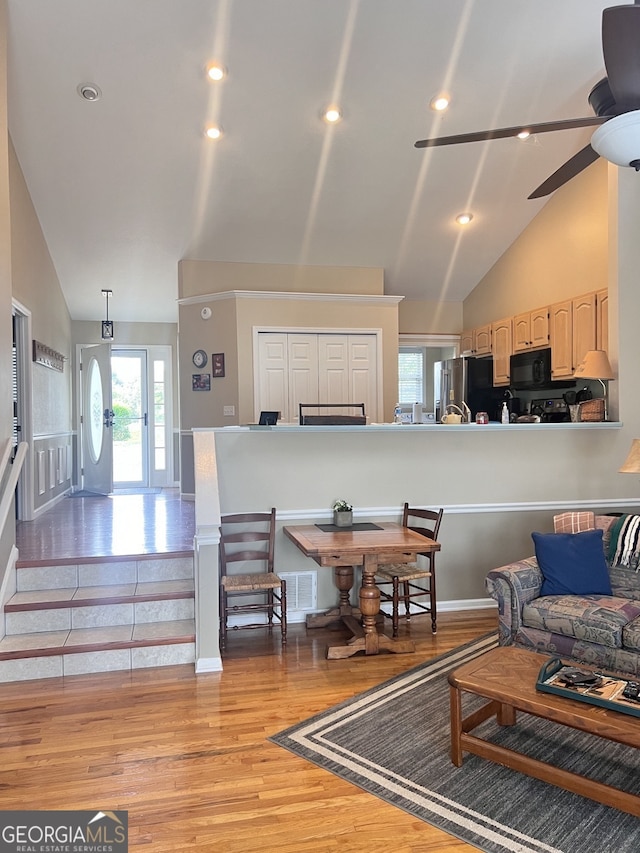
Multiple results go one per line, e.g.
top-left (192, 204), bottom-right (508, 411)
top-left (270, 634), bottom-right (640, 853)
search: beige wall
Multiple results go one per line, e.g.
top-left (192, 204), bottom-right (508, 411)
top-left (463, 158), bottom-right (609, 328)
top-left (398, 299), bottom-right (463, 335)
top-left (179, 259), bottom-right (384, 298)
top-left (11, 138), bottom-right (72, 438)
top-left (0, 0), bottom-right (13, 570)
top-left (178, 299), bottom-right (237, 429)
top-left (179, 293), bottom-right (399, 428)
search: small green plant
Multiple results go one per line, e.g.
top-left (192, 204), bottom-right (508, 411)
top-left (332, 499), bottom-right (352, 512)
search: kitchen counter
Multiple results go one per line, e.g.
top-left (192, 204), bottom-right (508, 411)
top-left (224, 421), bottom-right (622, 432)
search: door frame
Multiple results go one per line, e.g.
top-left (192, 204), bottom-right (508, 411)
top-left (12, 299), bottom-right (34, 521)
top-left (75, 343), bottom-right (174, 491)
top-left (252, 326), bottom-right (384, 423)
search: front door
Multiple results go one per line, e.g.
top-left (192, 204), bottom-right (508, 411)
top-left (80, 343), bottom-right (113, 495)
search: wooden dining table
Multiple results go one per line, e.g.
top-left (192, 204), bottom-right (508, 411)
top-left (283, 522), bottom-right (440, 659)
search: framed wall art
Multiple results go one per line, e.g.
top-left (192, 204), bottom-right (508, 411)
top-left (192, 373), bottom-right (211, 391)
top-left (212, 353), bottom-right (225, 377)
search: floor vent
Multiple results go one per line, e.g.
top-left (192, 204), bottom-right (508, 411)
top-left (279, 571), bottom-right (317, 612)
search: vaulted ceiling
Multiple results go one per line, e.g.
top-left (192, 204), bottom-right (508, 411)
top-left (7, 1), bottom-right (619, 323)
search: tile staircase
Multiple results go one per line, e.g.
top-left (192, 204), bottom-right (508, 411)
top-left (0, 552), bottom-right (196, 682)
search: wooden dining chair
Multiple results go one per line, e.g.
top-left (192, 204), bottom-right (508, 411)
top-left (376, 504), bottom-right (443, 637)
top-left (219, 507), bottom-right (287, 650)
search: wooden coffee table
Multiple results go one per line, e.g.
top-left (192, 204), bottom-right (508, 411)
top-left (448, 645), bottom-right (640, 816)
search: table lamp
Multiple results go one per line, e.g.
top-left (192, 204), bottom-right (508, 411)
top-left (573, 350), bottom-right (614, 421)
top-left (619, 439), bottom-right (640, 474)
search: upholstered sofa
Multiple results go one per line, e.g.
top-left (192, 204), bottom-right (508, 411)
top-left (486, 514), bottom-right (640, 676)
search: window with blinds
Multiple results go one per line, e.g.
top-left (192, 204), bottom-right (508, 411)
top-left (398, 347), bottom-right (425, 404)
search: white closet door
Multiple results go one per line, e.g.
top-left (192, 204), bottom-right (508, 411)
top-left (257, 333), bottom-right (289, 420)
top-left (288, 335), bottom-right (318, 422)
top-left (318, 336), bottom-right (350, 412)
top-left (256, 332), bottom-right (378, 422)
top-left (348, 335), bottom-right (377, 421)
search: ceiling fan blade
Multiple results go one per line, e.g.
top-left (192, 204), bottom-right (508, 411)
top-left (527, 144), bottom-right (600, 199)
top-left (602, 4), bottom-right (640, 109)
top-left (415, 116), bottom-right (607, 148)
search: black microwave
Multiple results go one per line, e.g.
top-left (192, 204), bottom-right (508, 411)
top-left (510, 348), bottom-right (552, 390)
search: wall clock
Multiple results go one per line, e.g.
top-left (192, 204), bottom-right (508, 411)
top-left (192, 349), bottom-right (208, 369)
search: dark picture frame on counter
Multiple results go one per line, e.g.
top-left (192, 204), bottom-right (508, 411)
top-left (192, 373), bottom-right (211, 391)
top-left (212, 353), bottom-right (225, 377)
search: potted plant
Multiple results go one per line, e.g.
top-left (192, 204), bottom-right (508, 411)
top-left (332, 499), bottom-right (353, 528)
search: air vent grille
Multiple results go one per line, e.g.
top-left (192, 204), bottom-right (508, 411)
top-left (279, 571), bottom-right (317, 612)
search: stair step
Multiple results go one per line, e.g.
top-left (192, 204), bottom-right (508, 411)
top-left (0, 620), bottom-right (196, 682)
top-left (6, 579), bottom-right (194, 611)
top-left (4, 551), bottom-right (197, 681)
top-left (16, 555), bottom-right (194, 592)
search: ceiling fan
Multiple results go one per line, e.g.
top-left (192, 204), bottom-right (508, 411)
top-left (415, 1), bottom-right (640, 199)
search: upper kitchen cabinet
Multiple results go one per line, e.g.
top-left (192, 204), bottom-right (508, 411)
top-left (550, 292), bottom-right (599, 379)
top-left (461, 324), bottom-right (492, 356)
top-left (512, 307), bottom-right (549, 353)
top-left (549, 301), bottom-right (573, 378)
top-left (596, 289), bottom-right (609, 354)
top-left (572, 292), bottom-right (597, 370)
top-left (491, 318), bottom-right (512, 386)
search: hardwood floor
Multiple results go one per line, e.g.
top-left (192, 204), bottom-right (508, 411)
top-left (0, 610), bottom-right (497, 852)
top-left (15, 489), bottom-right (195, 564)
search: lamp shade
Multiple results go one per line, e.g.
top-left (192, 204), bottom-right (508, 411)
top-left (591, 110), bottom-right (640, 167)
top-left (573, 350), bottom-right (614, 380)
top-left (620, 439), bottom-right (640, 474)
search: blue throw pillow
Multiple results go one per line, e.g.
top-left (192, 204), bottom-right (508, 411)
top-left (532, 529), bottom-right (612, 597)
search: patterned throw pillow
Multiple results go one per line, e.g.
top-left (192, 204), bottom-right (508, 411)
top-left (553, 511), bottom-right (596, 534)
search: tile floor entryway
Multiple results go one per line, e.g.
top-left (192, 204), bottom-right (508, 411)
top-left (3, 489), bottom-right (196, 681)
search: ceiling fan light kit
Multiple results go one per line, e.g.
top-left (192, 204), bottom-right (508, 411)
top-left (591, 110), bottom-right (640, 169)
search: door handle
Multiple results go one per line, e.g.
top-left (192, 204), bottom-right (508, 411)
top-left (144, 412), bottom-right (148, 427)
top-left (103, 408), bottom-right (115, 428)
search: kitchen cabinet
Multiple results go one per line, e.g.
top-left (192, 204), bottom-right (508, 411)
top-left (549, 300), bottom-right (573, 378)
top-left (572, 291), bottom-right (596, 371)
top-left (596, 288), bottom-right (609, 354)
top-left (549, 292), bottom-right (598, 379)
top-left (461, 324), bottom-right (491, 356)
top-left (491, 318), bottom-right (512, 386)
top-left (460, 329), bottom-right (474, 355)
top-left (513, 307), bottom-right (549, 352)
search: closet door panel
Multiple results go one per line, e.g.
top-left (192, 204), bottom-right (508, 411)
top-left (349, 335), bottom-right (377, 421)
top-left (257, 334), bottom-right (289, 420)
top-left (288, 335), bottom-right (318, 422)
top-left (318, 336), bottom-right (350, 412)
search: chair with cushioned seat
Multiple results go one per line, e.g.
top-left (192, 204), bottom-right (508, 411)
top-left (376, 504), bottom-right (443, 637)
top-left (219, 507), bottom-right (287, 650)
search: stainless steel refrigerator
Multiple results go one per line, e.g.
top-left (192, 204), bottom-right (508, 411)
top-left (434, 356), bottom-right (501, 422)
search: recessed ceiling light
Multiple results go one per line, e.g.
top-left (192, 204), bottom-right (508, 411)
top-left (77, 83), bottom-right (101, 101)
top-left (205, 125), bottom-right (223, 140)
top-left (455, 213), bottom-right (473, 226)
top-left (517, 130), bottom-right (531, 140)
top-left (430, 95), bottom-right (450, 112)
top-left (323, 106), bottom-right (342, 124)
top-left (206, 63), bottom-right (226, 81)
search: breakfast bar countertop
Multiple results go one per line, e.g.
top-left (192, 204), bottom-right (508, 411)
top-left (209, 421), bottom-right (623, 432)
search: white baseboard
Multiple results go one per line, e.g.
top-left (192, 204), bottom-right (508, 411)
top-left (33, 489), bottom-right (71, 519)
top-left (195, 656), bottom-right (223, 673)
top-left (379, 597), bottom-right (497, 616)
